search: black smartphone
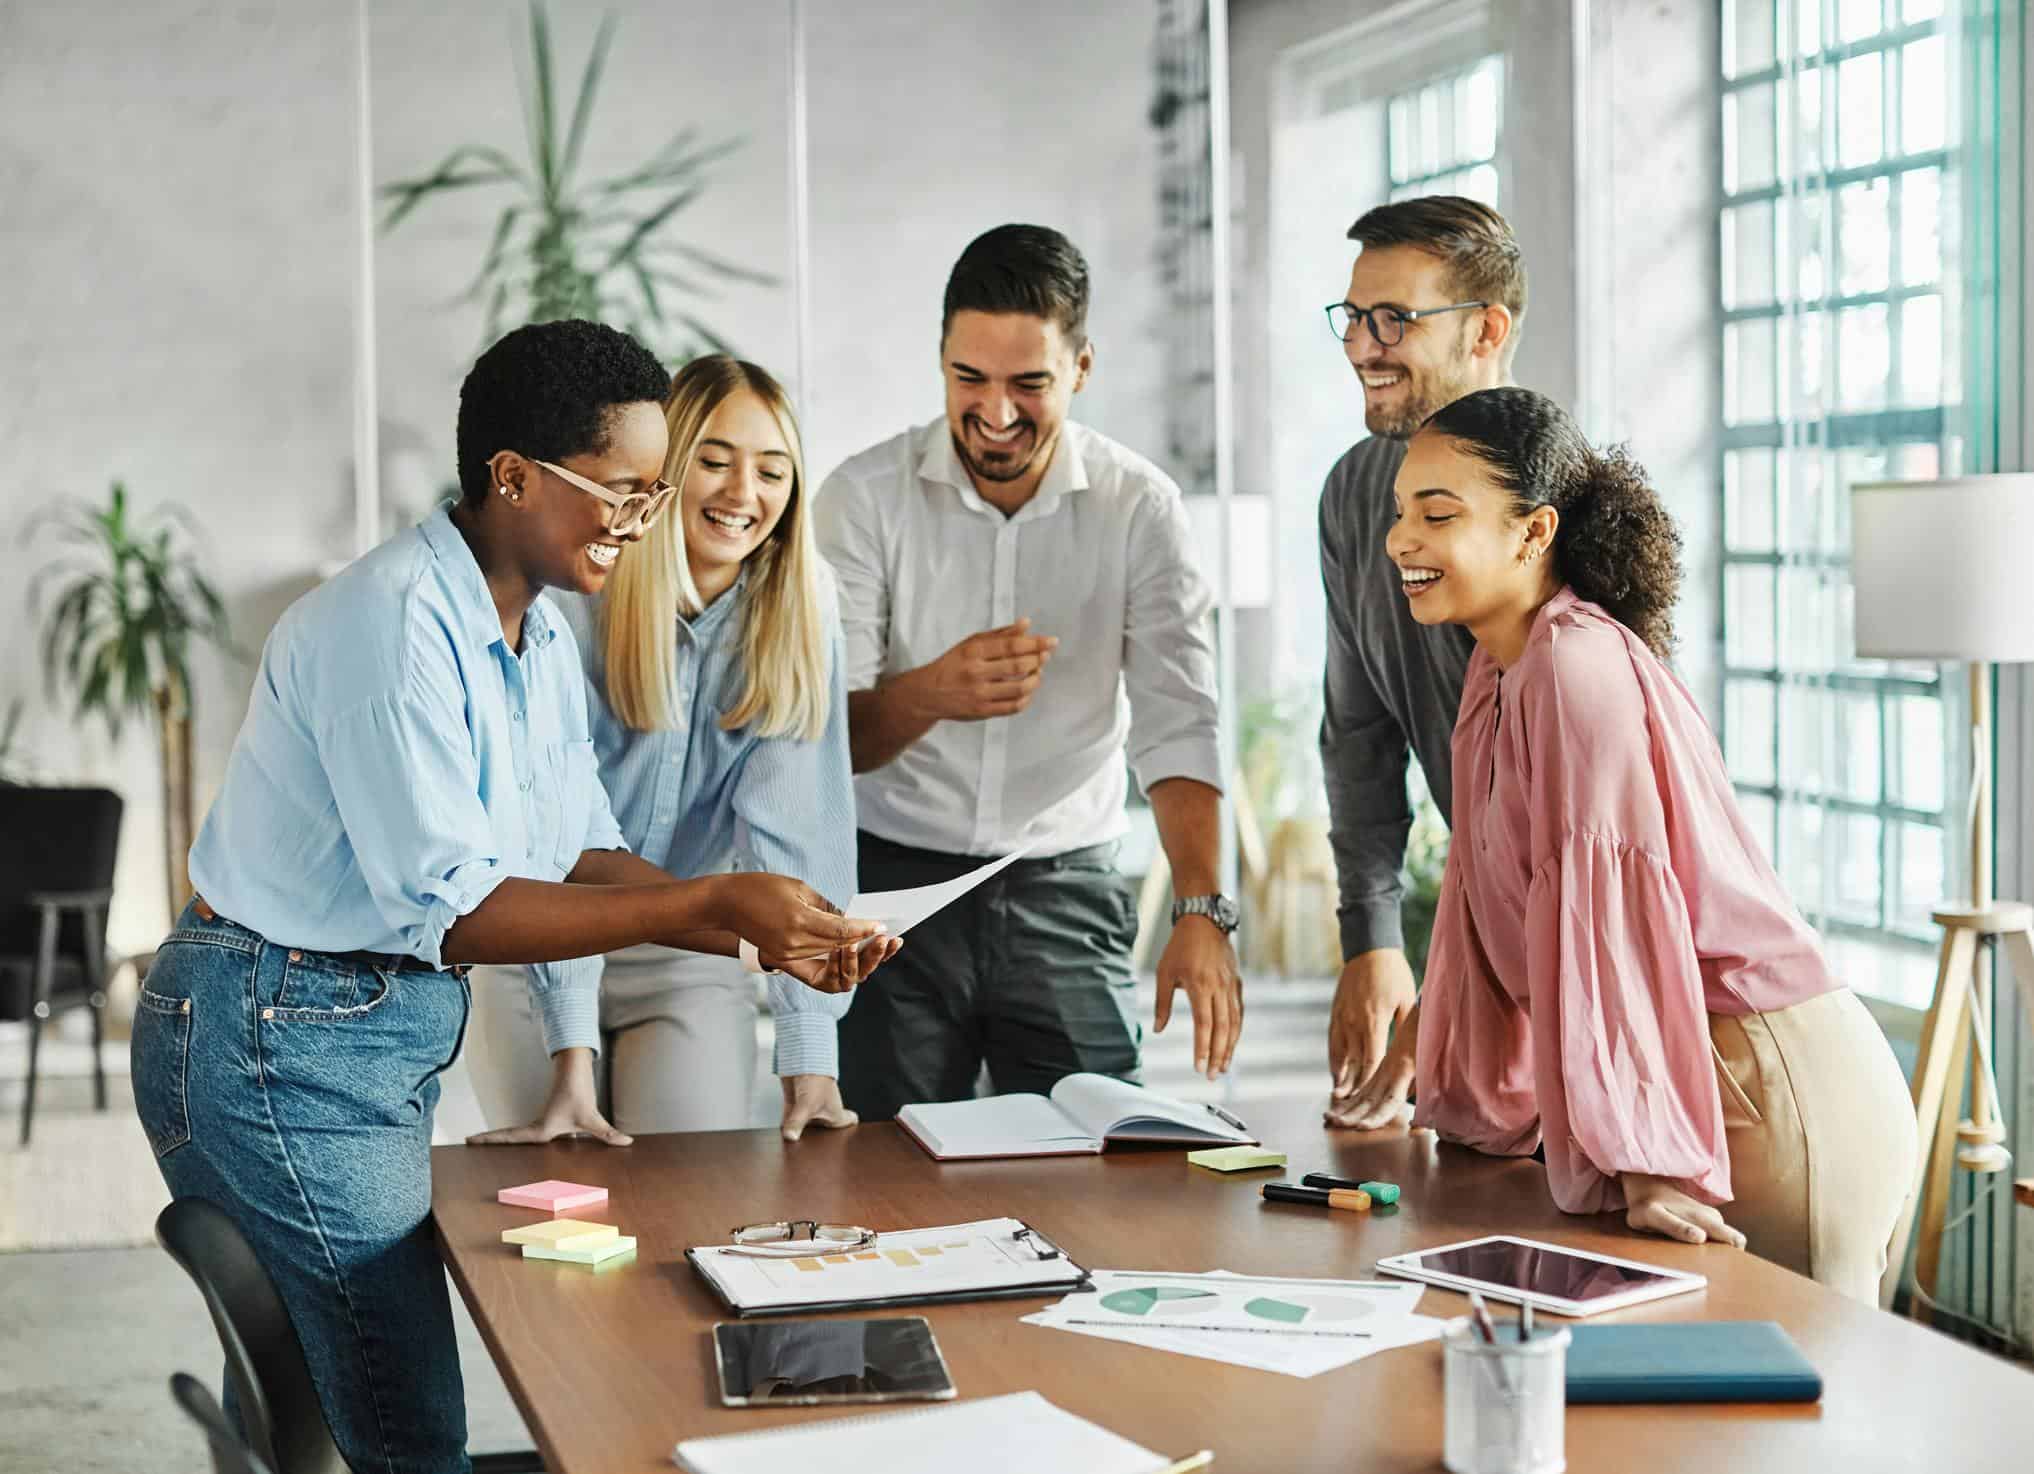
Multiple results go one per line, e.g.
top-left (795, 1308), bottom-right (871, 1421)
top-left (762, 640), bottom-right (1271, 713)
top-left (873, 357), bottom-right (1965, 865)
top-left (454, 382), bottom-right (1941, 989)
top-left (712, 1316), bottom-right (958, 1407)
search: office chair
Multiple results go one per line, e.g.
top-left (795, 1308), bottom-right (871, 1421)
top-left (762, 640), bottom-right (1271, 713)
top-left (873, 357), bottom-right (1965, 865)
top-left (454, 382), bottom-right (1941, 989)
top-left (155, 1198), bottom-right (545, 1474)
top-left (171, 1372), bottom-right (278, 1474)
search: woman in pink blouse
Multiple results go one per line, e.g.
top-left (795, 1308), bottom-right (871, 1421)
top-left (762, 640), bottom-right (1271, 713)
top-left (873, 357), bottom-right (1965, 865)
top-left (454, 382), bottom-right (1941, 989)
top-left (1339, 387), bottom-right (1916, 1301)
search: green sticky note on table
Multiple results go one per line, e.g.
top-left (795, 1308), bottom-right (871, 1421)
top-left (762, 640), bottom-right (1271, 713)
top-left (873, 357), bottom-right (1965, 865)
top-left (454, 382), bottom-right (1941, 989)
top-left (1188, 1146), bottom-right (1288, 1172)
top-left (522, 1234), bottom-right (637, 1267)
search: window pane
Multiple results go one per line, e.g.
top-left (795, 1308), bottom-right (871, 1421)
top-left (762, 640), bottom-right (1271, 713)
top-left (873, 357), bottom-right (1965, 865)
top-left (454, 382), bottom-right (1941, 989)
top-left (1723, 202), bottom-right (1776, 308)
top-left (1780, 797), bottom-right (1826, 911)
top-left (1893, 441), bottom-right (1941, 480)
top-left (1836, 177), bottom-right (1891, 294)
top-left (1738, 792), bottom-right (1779, 864)
top-left (1729, 0), bottom-right (1777, 77)
top-left (1457, 162), bottom-right (1499, 206)
top-left (1726, 448), bottom-right (1776, 550)
top-left (1832, 812), bottom-right (1883, 926)
top-left (1838, 0), bottom-right (1884, 44)
top-left (1903, 0), bottom-right (1945, 19)
top-left (1778, 445), bottom-right (1828, 551)
top-left (1895, 822), bottom-right (1945, 932)
top-left (1727, 679), bottom-right (1778, 785)
top-left (1779, 568), bottom-right (1835, 671)
top-left (1419, 85), bottom-right (1444, 177)
top-left (1839, 692), bottom-right (1881, 803)
top-left (1901, 293), bottom-right (1943, 405)
top-left (1902, 37), bottom-right (1947, 155)
top-left (1726, 566), bottom-right (1778, 667)
top-left (1896, 694), bottom-right (1946, 811)
top-left (1787, 186), bottom-right (1828, 301)
top-left (1837, 303), bottom-right (1891, 411)
top-left (1836, 54), bottom-right (1885, 169)
top-left (1388, 96), bottom-right (1415, 182)
top-left (1787, 65), bottom-right (1825, 177)
top-left (1788, 308), bottom-right (1828, 421)
top-left (1725, 317), bottom-right (1777, 424)
top-left (1793, 0), bottom-right (1823, 57)
top-left (1725, 83), bottom-right (1777, 192)
top-left (1899, 166), bottom-right (1942, 284)
top-left (1460, 60), bottom-right (1500, 161)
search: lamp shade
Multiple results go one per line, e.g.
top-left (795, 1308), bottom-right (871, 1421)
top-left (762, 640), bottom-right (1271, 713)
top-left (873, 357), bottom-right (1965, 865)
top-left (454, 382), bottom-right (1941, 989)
top-left (1850, 474), bottom-right (2034, 662)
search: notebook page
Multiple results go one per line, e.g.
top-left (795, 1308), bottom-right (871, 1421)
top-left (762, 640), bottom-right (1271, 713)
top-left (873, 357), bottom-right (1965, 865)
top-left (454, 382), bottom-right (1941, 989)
top-left (896, 1093), bottom-right (1095, 1156)
top-left (672, 1391), bottom-right (1165, 1474)
top-left (1050, 1072), bottom-right (1247, 1142)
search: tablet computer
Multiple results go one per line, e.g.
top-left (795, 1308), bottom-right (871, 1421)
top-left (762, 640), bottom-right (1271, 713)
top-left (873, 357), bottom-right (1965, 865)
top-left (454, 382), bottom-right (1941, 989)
top-left (1375, 1235), bottom-right (1707, 1318)
top-left (712, 1316), bottom-right (958, 1407)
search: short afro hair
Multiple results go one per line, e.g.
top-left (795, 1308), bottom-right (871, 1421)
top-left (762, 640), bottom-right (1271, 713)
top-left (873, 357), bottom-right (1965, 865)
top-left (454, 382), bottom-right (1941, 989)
top-left (455, 319), bottom-right (671, 503)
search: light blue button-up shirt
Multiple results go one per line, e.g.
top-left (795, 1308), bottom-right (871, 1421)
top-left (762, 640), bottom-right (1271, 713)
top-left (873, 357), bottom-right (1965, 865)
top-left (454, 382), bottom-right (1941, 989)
top-left (544, 566), bottom-right (857, 1078)
top-left (189, 505), bottom-right (626, 1052)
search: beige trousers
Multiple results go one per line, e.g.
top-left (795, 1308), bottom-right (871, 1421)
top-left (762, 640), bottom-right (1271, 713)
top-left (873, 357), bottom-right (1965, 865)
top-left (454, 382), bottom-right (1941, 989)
top-left (1708, 986), bottom-right (1918, 1303)
top-left (465, 947), bottom-right (763, 1135)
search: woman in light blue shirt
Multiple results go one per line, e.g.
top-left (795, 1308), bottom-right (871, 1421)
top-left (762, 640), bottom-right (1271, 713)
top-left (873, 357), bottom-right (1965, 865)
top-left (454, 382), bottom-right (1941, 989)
top-left (128, 322), bottom-right (891, 1474)
top-left (467, 356), bottom-right (863, 1142)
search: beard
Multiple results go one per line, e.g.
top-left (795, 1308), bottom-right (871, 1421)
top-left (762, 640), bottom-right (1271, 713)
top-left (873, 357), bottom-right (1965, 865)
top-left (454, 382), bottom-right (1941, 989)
top-left (955, 418), bottom-right (1043, 483)
top-left (1363, 340), bottom-right (1480, 440)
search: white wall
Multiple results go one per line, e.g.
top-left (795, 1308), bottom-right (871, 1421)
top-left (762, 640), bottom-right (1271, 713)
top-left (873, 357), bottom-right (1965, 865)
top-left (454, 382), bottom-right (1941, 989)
top-left (799, 0), bottom-right (1169, 483)
top-left (0, 1), bottom-right (358, 953)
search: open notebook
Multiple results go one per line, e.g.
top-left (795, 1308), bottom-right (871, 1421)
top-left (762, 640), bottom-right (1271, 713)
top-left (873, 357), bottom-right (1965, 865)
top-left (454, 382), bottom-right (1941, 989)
top-left (896, 1073), bottom-right (1255, 1160)
top-left (672, 1391), bottom-right (1170, 1474)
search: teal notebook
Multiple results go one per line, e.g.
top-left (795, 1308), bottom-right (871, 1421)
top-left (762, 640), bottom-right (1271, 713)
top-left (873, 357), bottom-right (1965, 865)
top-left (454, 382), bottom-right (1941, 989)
top-left (1564, 1322), bottom-right (1822, 1404)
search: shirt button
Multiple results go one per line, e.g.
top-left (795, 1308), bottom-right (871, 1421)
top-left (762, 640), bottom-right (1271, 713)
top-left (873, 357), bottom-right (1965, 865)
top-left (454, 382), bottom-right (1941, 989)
top-left (512, 710), bottom-right (524, 722)
top-left (521, 779), bottom-right (532, 792)
top-left (288, 949), bottom-right (303, 961)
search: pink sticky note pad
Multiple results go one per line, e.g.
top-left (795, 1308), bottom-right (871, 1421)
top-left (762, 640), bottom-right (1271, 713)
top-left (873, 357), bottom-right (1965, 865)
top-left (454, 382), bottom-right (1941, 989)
top-left (497, 1180), bottom-right (609, 1215)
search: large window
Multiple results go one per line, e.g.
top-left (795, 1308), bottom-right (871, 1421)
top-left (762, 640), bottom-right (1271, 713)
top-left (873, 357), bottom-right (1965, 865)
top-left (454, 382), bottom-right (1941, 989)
top-left (1384, 55), bottom-right (1503, 205)
top-left (1718, 0), bottom-right (1955, 1002)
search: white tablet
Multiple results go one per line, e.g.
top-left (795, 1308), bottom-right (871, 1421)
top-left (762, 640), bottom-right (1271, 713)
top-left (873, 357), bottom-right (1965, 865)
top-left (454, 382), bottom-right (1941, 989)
top-left (1375, 1234), bottom-right (1707, 1318)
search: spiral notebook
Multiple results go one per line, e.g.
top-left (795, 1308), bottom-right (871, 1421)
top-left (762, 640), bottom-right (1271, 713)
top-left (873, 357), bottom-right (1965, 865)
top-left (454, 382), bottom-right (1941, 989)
top-left (671, 1391), bottom-right (1170, 1474)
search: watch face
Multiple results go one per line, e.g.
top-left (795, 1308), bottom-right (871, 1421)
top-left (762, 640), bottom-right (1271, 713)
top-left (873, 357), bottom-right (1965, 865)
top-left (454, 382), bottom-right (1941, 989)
top-left (1213, 896), bottom-right (1241, 930)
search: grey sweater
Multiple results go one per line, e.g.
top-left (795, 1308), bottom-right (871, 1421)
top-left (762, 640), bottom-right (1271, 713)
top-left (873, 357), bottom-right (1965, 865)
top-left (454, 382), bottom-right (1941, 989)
top-left (1317, 436), bottom-right (1475, 958)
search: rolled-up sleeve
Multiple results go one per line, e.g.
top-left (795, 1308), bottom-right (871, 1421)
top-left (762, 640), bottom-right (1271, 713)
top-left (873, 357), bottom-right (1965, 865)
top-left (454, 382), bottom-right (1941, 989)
top-left (812, 468), bottom-right (889, 692)
top-left (1122, 488), bottom-right (1222, 794)
top-left (313, 653), bottom-right (510, 969)
top-left (734, 598), bottom-right (858, 1077)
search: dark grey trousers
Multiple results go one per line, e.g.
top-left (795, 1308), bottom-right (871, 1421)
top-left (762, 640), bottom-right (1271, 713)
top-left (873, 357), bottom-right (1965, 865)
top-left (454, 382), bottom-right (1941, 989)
top-left (837, 831), bottom-right (1143, 1121)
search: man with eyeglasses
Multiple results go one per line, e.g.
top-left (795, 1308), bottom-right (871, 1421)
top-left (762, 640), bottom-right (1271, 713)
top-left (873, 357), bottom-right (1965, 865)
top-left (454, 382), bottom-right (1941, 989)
top-left (1316, 196), bottom-right (1527, 1128)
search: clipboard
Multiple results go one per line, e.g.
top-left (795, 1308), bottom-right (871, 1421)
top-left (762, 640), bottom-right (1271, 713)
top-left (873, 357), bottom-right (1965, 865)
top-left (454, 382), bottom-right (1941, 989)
top-left (687, 1218), bottom-right (1092, 1318)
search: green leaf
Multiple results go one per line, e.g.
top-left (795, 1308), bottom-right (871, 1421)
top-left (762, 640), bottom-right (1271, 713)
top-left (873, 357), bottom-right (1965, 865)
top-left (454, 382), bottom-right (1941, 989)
top-left (649, 239), bottom-right (780, 287)
top-left (558, 11), bottom-right (616, 191)
top-left (601, 183), bottom-right (701, 272)
top-left (526, 0), bottom-right (559, 200)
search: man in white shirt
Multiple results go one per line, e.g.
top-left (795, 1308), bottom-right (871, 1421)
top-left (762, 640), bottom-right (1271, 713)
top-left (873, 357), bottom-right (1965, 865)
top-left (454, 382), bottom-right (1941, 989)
top-left (815, 223), bottom-right (1242, 1120)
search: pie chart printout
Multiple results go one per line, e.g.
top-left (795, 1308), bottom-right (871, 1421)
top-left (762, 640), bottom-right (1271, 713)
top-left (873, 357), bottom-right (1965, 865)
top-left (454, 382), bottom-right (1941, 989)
top-left (1099, 1286), bottom-right (1222, 1318)
top-left (1242, 1294), bottom-right (1375, 1325)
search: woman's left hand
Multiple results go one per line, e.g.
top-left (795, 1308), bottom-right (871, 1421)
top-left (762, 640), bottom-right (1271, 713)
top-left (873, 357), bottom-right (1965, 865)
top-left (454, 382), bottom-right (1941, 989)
top-left (466, 1047), bottom-right (634, 1148)
top-left (779, 1074), bottom-right (859, 1142)
top-left (1622, 1172), bottom-right (1746, 1247)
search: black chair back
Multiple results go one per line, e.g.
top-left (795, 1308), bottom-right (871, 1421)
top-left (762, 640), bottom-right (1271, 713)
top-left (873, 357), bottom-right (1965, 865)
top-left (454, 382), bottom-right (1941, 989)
top-left (170, 1372), bottom-right (279, 1474)
top-left (154, 1199), bottom-right (348, 1474)
top-left (0, 784), bottom-right (122, 979)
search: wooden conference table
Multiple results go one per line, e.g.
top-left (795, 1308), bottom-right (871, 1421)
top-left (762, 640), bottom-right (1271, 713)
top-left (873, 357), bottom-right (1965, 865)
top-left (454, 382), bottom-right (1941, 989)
top-left (432, 1100), bottom-right (2032, 1473)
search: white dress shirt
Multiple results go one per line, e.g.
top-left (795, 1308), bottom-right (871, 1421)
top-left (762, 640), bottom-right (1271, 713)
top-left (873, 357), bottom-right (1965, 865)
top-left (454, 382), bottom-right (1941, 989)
top-left (814, 417), bottom-right (1222, 859)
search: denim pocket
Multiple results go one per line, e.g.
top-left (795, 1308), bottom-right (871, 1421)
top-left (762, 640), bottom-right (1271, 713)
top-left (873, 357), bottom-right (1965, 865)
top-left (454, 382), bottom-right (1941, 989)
top-left (132, 986), bottom-right (193, 1157)
top-left (269, 953), bottom-right (393, 1020)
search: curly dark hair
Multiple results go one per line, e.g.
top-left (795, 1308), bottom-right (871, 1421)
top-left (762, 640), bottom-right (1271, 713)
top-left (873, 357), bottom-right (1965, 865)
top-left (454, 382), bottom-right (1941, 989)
top-left (454, 319), bottom-right (671, 504)
top-left (1423, 387), bottom-right (1683, 657)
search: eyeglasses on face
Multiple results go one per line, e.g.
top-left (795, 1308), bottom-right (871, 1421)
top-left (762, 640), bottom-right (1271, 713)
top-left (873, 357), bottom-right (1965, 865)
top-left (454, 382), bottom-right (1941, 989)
top-left (1323, 299), bottom-right (1489, 346)
top-left (532, 458), bottom-right (677, 536)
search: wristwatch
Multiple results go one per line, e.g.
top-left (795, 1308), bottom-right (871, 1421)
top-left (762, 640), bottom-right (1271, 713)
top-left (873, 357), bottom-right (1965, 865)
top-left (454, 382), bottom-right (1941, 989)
top-left (1171, 894), bottom-right (1240, 934)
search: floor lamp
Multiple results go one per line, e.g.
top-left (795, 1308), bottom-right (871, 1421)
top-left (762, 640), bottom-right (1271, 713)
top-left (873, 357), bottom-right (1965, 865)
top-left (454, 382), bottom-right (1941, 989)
top-left (1851, 474), bottom-right (2034, 1315)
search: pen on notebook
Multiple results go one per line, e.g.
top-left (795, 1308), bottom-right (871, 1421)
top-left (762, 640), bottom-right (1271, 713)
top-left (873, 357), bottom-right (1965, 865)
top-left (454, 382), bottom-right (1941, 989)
top-left (1202, 1101), bottom-right (1249, 1132)
top-left (1152, 1452), bottom-right (1214, 1474)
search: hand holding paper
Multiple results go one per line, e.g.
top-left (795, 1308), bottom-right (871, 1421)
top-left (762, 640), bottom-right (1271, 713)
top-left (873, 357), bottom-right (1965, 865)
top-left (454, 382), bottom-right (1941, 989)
top-left (847, 845), bottom-right (1034, 937)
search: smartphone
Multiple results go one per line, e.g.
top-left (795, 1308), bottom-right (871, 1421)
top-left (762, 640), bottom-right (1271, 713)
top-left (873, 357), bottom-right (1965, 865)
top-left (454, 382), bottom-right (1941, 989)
top-left (712, 1316), bottom-right (958, 1407)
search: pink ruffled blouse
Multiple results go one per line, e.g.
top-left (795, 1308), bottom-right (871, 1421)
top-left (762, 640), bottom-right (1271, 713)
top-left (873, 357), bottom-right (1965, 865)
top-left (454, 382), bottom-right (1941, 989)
top-left (1412, 589), bottom-right (1838, 1213)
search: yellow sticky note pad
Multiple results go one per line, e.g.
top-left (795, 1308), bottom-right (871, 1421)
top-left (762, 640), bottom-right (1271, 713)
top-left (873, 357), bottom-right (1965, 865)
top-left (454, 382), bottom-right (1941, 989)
top-left (1188, 1146), bottom-right (1288, 1172)
top-left (502, 1219), bottom-right (618, 1251)
top-left (521, 1234), bottom-right (637, 1266)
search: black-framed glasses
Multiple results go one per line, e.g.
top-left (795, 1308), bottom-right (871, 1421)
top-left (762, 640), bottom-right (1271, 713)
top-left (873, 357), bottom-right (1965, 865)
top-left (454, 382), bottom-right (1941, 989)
top-left (1324, 299), bottom-right (1488, 346)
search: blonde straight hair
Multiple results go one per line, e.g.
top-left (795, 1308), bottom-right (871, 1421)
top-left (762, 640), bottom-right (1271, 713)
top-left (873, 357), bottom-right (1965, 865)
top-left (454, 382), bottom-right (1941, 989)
top-left (598, 356), bottom-right (830, 741)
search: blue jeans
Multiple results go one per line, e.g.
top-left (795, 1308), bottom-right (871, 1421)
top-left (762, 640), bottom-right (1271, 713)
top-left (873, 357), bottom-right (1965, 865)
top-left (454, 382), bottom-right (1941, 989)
top-left (131, 901), bottom-right (473, 1474)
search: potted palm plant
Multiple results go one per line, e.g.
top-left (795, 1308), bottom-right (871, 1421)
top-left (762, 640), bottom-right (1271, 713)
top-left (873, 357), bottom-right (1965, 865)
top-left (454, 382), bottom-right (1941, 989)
top-left (379, 0), bottom-right (770, 363)
top-left (35, 482), bottom-right (232, 925)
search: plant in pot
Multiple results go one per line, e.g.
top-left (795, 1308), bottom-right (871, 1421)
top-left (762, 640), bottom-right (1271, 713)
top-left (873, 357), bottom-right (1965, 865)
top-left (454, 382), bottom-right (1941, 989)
top-left (35, 482), bottom-right (233, 926)
top-left (379, 0), bottom-right (771, 366)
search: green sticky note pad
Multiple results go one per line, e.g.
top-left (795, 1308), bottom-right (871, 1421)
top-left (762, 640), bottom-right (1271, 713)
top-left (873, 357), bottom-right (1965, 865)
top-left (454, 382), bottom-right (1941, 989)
top-left (522, 1234), bottom-right (637, 1266)
top-left (1188, 1146), bottom-right (1288, 1172)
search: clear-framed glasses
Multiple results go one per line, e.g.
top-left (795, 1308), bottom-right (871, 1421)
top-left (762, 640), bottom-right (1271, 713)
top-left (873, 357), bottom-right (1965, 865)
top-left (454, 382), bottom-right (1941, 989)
top-left (1324, 299), bottom-right (1488, 346)
top-left (532, 458), bottom-right (677, 535)
top-left (724, 1220), bottom-right (879, 1258)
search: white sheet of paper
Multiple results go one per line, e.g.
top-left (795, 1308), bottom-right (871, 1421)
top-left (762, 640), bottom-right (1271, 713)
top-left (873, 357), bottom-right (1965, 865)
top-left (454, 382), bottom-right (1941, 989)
top-left (1020, 1307), bottom-right (1447, 1378)
top-left (847, 845), bottom-right (1033, 936)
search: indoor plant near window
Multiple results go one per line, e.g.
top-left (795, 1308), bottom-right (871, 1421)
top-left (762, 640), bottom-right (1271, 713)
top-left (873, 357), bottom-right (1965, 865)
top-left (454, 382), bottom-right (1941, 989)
top-left (379, 0), bottom-right (769, 364)
top-left (35, 482), bottom-right (233, 925)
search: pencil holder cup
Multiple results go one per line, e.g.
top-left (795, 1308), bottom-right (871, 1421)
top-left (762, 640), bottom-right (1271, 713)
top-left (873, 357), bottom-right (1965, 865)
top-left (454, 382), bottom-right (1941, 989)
top-left (1441, 1315), bottom-right (1569, 1474)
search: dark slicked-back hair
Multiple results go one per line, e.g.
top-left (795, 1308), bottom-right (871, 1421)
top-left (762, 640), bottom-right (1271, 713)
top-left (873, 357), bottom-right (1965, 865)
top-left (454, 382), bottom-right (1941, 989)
top-left (455, 319), bottom-right (671, 503)
top-left (941, 224), bottom-right (1090, 345)
top-left (1347, 195), bottom-right (1527, 331)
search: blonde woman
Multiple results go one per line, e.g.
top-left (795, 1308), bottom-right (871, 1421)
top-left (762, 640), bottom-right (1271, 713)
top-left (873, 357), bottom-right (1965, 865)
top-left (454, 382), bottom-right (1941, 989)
top-left (466, 356), bottom-right (876, 1141)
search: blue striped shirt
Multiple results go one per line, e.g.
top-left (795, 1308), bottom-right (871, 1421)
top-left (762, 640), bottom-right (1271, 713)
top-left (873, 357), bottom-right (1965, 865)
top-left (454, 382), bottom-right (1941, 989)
top-left (542, 567), bottom-right (858, 1078)
top-left (189, 505), bottom-right (626, 1054)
